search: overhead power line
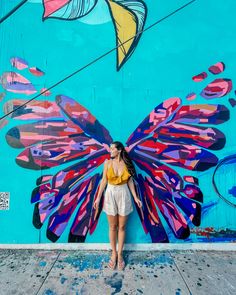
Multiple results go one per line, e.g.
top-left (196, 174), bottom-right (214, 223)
top-left (0, 0), bottom-right (28, 24)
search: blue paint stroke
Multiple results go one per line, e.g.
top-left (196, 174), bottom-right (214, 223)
top-left (104, 273), bottom-right (123, 295)
top-left (58, 253), bottom-right (108, 271)
top-left (201, 201), bottom-right (217, 218)
top-left (60, 277), bottom-right (68, 284)
top-left (128, 254), bottom-right (174, 267)
top-left (228, 186), bottom-right (236, 198)
top-left (39, 261), bottom-right (47, 267)
top-left (89, 274), bottom-right (99, 279)
top-left (42, 290), bottom-right (57, 295)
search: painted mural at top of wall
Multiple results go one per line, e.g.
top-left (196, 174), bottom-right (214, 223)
top-left (0, 0), bottom-right (236, 243)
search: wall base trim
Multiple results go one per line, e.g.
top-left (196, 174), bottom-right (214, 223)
top-left (0, 243), bottom-right (235, 251)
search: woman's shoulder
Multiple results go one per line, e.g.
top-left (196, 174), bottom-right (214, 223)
top-left (104, 159), bottom-right (112, 167)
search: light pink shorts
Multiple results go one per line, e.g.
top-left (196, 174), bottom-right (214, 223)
top-left (103, 183), bottom-right (134, 216)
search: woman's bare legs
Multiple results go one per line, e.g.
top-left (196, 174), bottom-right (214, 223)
top-left (117, 215), bottom-right (128, 267)
top-left (107, 214), bottom-right (118, 266)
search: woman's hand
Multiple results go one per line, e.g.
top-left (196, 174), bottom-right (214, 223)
top-left (93, 198), bottom-right (100, 210)
top-left (134, 198), bottom-right (142, 208)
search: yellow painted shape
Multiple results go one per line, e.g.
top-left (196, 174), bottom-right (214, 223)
top-left (106, 0), bottom-right (137, 68)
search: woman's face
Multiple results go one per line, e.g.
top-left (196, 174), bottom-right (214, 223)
top-left (110, 144), bottom-right (120, 158)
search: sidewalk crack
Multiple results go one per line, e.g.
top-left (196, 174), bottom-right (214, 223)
top-left (35, 251), bottom-right (61, 295)
top-left (168, 251), bottom-right (193, 295)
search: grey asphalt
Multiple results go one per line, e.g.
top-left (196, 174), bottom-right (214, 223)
top-left (0, 249), bottom-right (235, 295)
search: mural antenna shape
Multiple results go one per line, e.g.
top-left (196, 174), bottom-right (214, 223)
top-left (0, 0), bottom-right (197, 121)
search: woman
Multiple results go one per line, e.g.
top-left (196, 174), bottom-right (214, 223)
top-left (93, 141), bottom-right (142, 271)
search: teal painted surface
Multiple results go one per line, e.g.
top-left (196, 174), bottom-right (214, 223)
top-left (0, 0), bottom-right (236, 243)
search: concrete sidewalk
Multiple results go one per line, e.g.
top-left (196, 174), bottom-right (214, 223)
top-left (0, 249), bottom-right (235, 295)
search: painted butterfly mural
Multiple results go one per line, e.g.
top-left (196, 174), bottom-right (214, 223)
top-left (2, 60), bottom-right (231, 242)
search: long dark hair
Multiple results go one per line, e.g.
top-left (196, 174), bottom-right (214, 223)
top-left (112, 141), bottom-right (136, 177)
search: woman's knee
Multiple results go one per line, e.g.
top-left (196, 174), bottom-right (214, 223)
top-left (109, 224), bottom-right (118, 231)
top-left (118, 224), bottom-right (126, 232)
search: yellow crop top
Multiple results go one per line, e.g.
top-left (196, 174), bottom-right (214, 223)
top-left (107, 161), bottom-right (131, 185)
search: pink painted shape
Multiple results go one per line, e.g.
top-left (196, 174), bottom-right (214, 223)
top-left (29, 67), bottom-right (45, 77)
top-left (184, 176), bottom-right (194, 183)
top-left (186, 93), bottom-right (196, 101)
top-left (82, 226), bottom-right (88, 236)
top-left (10, 57), bottom-right (28, 70)
top-left (4, 72), bottom-right (30, 84)
top-left (208, 62), bottom-right (225, 74)
top-left (40, 88), bottom-right (51, 96)
top-left (0, 119), bottom-right (8, 129)
top-left (0, 92), bottom-right (6, 102)
top-left (41, 213), bottom-right (47, 223)
top-left (192, 72), bottom-right (207, 82)
top-left (201, 78), bottom-right (233, 99)
top-left (17, 155), bottom-right (29, 162)
top-left (149, 97), bottom-right (181, 124)
top-left (43, 0), bottom-right (70, 18)
top-left (0, 72), bottom-right (37, 95)
top-left (79, 210), bottom-right (87, 221)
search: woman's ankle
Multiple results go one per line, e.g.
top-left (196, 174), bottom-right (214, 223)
top-left (117, 251), bottom-right (123, 258)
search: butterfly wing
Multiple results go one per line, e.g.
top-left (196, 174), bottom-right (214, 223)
top-left (127, 98), bottom-right (229, 241)
top-left (135, 174), bottom-right (169, 243)
top-left (69, 173), bottom-right (102, 242)
top-left (5, 96), bottom-right (112, 242)
top-left (56, 95), bottom-right (113, 145)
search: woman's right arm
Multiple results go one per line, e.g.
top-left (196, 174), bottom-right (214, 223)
top-left (94, 160), bottom-right (109, 206)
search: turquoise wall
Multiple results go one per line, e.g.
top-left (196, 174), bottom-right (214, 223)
top-left (0, 0), bottom-right (236, 244)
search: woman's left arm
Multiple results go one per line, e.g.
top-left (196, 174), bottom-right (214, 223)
top-left (128, 177), bottom-right (142, 208)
